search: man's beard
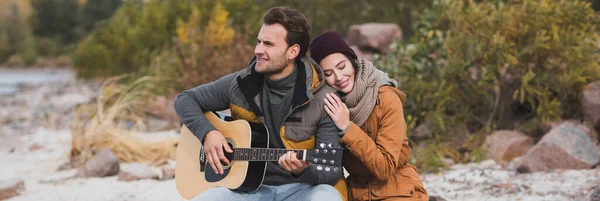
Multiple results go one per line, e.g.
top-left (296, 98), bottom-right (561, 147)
top-left (260, 57), bottom-right (288, 77)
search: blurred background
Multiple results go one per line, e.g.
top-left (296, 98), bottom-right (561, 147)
top-left (1, 0), bottom-right (600, 200)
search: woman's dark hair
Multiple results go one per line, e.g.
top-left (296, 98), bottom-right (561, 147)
top-left (262, 7), bottom-right (311, 59)
top-left (343, 53), bottom-right (359, 71)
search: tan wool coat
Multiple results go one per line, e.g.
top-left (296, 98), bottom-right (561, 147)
top-left (341, 86), bottom-right (428, 201)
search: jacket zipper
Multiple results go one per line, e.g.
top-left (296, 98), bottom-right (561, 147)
top-left (280, 97), bottom-right (313, 128)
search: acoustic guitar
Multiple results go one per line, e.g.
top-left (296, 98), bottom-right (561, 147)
top-left (175, 112), bottom-right (343, 200)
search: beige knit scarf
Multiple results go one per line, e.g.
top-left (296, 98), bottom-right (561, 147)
top-left (344, 59), bottom-right (397, 127)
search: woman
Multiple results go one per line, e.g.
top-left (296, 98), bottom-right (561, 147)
top-left (309, 31), bottom-right (428, 201)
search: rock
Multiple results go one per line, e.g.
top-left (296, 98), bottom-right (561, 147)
top-left (145, 94), bottom-right (180, 131)
top-left (411, 122), bottom-right (469, 150)
top-left (587, 186), bottom-right (600, 201)
top-left (347, 23), bottom-right (402, 54)
top-left (38, 169), bottom-right (78, 185)
top-left (442, 158), bottom-right (455, 167)
top-left (28, 143), bottom-right (43, 152)
top-left (350, 45), bottom-right (374, 61)
top-left (160, 167), bottom-right (176, 181)
top-left (541, 120), bottom-right (579, 134)
top-left (145, 117), bottom-right (171, 132)
top-left (582, 81), bottom-right (600, 134)
top-left (146, 95), bottom-right (177, 121)
top-left (77, 148), bottom-right (120, 177)
top-left (117, 163), bottom-right (159, 181)
top-left (0, 179), bottom-right (25, 200)
top-left (483, 130), bottom-right (534, 167)
top-left (411, 123), bottom-right (434, 143)
top-left (448, 123), bottom-right (470, 151)
top-left (490, 183), bottom-right (519, 194)
top-left (516, 122), bottom-right (600, 173)
top-left (428, 195), bottom-right (447, 201)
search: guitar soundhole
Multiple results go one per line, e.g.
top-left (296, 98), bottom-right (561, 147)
top-left (221, 141), bottom-right (235, 169)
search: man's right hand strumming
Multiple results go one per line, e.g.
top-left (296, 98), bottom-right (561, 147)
top-left (203, 130), bottom-right (233, 174)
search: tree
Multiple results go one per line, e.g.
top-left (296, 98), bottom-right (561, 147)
top-left (30, 0), bottom-right (79, 44)
top-left (79, 0), bottom-right (123, 32)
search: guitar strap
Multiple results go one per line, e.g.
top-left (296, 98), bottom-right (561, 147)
top-left (199, 146), bottom-right (206, 172)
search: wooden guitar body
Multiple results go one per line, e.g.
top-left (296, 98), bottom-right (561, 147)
top-left (175, 112), bottom-right (343, 200)
top-left (175, 112), bottom-right (268, 200)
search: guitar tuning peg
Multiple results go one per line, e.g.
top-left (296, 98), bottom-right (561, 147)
top-left (332, 150), bottom-right (336, 154)
top-left (328, 143), bottom-right (332, 148)
top-left (320, 143), bottom-right (325, 148)
top-left (334, 167), bottom-right (340, 172)
top-left (325, 167), bottom-right (331, 172)
top-left (317, 165), bottom-right (323, 170)
top-left (330, 160), bottom-right (334, 165)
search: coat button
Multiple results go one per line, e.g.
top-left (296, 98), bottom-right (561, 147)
top-left (410, 190), bottom-right (414, 195)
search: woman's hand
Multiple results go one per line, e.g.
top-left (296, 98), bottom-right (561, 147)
top-left (324, 93), bottom-right (351, 130)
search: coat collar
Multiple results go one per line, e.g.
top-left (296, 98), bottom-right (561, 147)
top-left (236, 57), bottom-right (325, 116)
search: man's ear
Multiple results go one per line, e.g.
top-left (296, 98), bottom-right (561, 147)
top-left (287, 44), bottom-right (300, 60)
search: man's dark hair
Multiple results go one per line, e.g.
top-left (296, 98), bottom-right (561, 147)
top-left (263, 7), bottom-right (311, 59)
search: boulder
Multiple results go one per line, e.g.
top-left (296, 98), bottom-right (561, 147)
top-left (483, 130), bottom-right (534, 167)
top-left (428, 195), bottom-right (447, 201)
top-left (541, 120), bottom-right (579, 134)
top-left (145, 94), bottom-right (180, 131)
top-left (516, 122), bottom-right (600, 173)
top-left (448, 123), bottom-right (470, 151)
top-left (411, 123), bottom-right (434, 143)
top-left (588, 186), bottom-right (600, 201)
top-left (160, 166), bottom-right (176, 181)
top-left (146, 95), bottom-right (178, 121)
top-left (347, 23), bottom-right (402, 54)
top-left (0, 179), bottom-right (25, 200)
top-left (117, 163), bottom-right (159, 181)
top-left (350, 45), bottom-right (374, 61)
top-left (582, 81), bottom-right (600, 134)
top-left (77, 148), bottom-right (120, 177)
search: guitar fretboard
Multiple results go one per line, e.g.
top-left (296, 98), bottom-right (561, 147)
top-left (231, 148), bottom-right (305, 161)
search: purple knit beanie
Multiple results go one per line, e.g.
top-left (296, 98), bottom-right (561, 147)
top-left (309, 31), bottom-right (357, 65)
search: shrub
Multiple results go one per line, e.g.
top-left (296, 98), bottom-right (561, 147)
top-left (0, 1), bottom-right (37, 65)
top-left (74, 0), bottom-right (256, 93)
top-left (147, 2), bottom-right (255, 94)
top-left (31, 0), bottom-right (79, 45)
top-left (35, 37), bottom-right (61, 57)
top-left (72, 0), bottom-right (180, 78)
top-left (378, 0), bottom-right (600, 172)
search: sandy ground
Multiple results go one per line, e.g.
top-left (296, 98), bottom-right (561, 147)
top-left (1, 69), bottom-right (599, 201)
top-left (422, 160), bottom-right (599, 201)
top-left (0, 128), bottom-right (184, 201)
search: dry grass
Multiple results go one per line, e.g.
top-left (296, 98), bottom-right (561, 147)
top-left (69, 75), bottom-right (177, 167)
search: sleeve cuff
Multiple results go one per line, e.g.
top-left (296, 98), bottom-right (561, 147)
top-left (339, 124), bottom-right (351, 136)
top-left (340, 123), bottom-right (361, 145)
top-left (195, 126), bottom-right (217, 144)
top-left (291, 167), bottom-right (313, 184)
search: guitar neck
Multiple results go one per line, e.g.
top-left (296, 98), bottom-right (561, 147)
top-left (231, 148), bottom-right (306, 162)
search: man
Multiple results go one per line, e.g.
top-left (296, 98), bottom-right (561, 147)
top-left (174, 7), bottom-right (344, 201)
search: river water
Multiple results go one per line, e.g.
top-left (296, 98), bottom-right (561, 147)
top-left (0, 69), bottom-right (75, 95)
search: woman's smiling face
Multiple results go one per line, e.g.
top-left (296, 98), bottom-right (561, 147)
top-left (319, 53), bottom-right (355, 94)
